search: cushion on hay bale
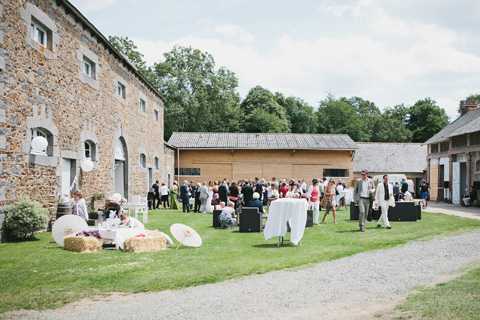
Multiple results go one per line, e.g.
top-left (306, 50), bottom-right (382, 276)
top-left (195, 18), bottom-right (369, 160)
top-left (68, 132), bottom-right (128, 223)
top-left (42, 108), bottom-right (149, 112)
top-left (64, 236), bottom-right (102, 253)
top-left (124, 232), bottom-right (167, 253)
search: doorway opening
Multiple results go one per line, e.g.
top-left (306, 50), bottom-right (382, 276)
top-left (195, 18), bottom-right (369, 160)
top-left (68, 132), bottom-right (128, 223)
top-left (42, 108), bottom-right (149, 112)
top-left (114, 137), bottom-right (128, 199)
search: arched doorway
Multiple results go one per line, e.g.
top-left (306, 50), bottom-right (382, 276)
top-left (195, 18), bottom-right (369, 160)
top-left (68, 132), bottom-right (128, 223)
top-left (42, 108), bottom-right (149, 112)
top-left (114, 137), bottom-right (128, 198)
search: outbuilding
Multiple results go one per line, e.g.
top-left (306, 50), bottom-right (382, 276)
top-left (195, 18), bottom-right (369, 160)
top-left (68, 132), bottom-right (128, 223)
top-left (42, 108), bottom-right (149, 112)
top-left (168, 132), bottom-right (357, 183)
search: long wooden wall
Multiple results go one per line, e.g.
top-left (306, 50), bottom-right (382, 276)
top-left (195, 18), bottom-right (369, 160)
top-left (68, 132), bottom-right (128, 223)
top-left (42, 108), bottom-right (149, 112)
top-left (175, 149), bottom-right (354, 182)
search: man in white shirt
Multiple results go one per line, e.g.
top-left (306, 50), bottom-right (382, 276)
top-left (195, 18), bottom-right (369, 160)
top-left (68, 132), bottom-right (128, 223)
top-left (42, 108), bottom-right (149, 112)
top-left (374, 175), bottom-right (394, 229)
top-left (354, 169), bottom-right (374, 232)
top-left (160, 183), bottom-right (169, 209)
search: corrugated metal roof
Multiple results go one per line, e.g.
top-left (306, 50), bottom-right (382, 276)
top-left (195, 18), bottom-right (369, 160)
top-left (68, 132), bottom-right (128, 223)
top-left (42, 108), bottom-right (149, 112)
top-left (426, 108), bottom-right (480, 144)
top-left (353, 143), bottom-right (427, 173)
top-left (168, 132), bottom-right (358, 150)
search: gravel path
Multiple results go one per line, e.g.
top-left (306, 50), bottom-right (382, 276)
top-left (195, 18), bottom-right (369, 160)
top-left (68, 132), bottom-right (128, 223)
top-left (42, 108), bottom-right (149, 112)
top-left (8, 230), bottom-right (480, 320)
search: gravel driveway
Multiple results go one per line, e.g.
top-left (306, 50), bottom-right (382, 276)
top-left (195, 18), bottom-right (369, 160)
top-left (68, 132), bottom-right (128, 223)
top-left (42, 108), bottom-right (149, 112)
top-left (7, 230), bottom-right (480, 320)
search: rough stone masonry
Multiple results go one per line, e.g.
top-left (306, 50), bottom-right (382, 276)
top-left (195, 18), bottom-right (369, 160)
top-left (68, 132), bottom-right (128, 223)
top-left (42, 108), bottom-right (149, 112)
top-left (0, 0), bottom-right (174, 221)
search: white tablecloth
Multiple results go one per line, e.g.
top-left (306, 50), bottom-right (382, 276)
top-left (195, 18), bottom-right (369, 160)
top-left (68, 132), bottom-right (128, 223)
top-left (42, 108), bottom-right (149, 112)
top-left (98, 227), bottom-right (144, 249)
top-left (344, 188), bottom-right (354, 204)
top-left (264, 198), bottom-right (308, 245)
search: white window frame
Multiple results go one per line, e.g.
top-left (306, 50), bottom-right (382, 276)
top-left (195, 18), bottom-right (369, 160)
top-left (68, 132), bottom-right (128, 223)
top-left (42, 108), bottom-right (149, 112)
top-left (140, 153), bottom-right (147, 168)
top-left (84, 140), bottom-right (96, 161)
top-left (82, 56), bottom-right (96, 80)
top-left (139, 98), bottom-right (146, 113)
top-left (30, 19), bottom-right (48, 48)
top-left (117, 82), bottom-right (126, 99)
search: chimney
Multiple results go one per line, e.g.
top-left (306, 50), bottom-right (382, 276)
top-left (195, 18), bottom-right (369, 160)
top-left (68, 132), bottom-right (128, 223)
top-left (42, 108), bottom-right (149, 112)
top-left (459, 99), bottom-right (479, 115)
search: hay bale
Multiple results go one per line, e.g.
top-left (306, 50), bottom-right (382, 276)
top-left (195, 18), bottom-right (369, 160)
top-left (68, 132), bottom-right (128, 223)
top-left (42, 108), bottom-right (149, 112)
top-left (124, 233), bottom-right (167, 253)
top-left (64, 236), bottom-right (102, 253)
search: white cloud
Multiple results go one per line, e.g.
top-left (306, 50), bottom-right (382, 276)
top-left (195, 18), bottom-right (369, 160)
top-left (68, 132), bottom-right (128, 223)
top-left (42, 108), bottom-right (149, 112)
top-left (135, 7), bottom-right (480, 119)
top-left (213, 24), bottom-right (255, 43)
top-left (70, 0), bottom-right (116, 12)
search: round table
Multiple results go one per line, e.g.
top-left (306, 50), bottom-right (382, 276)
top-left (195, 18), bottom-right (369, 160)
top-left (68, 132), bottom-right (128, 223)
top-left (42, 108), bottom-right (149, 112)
top-left (264, 198), bottom-right (308, 246)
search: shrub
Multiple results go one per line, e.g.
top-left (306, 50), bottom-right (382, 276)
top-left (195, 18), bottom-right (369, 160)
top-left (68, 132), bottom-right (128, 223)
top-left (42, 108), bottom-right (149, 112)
top-left (2, 198), bottom-right (48, 241)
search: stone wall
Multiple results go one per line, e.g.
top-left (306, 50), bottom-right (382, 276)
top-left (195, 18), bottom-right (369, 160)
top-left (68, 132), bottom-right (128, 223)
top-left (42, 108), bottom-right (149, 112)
top-left (0, 0), bottom-right (172, 218)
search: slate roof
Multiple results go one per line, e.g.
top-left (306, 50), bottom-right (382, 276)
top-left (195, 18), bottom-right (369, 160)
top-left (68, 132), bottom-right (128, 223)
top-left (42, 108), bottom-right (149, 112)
top-left (425, 108), bottom-right (480, 144)
top-left (353, 143), bottom-right (427, 173)
top-left (168, 132), bottom-right (357, 150)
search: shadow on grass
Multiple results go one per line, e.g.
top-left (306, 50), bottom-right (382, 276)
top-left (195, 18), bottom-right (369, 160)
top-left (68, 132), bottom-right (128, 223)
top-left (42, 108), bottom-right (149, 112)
top-left (336, 229), bottom-right (360, 233)
top-left (252, 243), bottom-right (296, 248)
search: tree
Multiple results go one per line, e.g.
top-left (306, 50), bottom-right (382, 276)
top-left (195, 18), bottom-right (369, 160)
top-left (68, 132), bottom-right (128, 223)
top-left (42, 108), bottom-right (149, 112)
top-left (348, 96), bottom-right (381, 134)
top-left (316, 96), bottom-right (367, 141)
top-left (275, 93), bottom-right (316, 133)
top-left (108, 36), bottom-right (155, 83)
top-left (407, 98), bottom-right (449, 143)
top-left (371, 105), bottom-right (412, 142)
top-left (153, 46), bottom-right (241, 139)
top-left (240, 86), bottom-right (290, 133)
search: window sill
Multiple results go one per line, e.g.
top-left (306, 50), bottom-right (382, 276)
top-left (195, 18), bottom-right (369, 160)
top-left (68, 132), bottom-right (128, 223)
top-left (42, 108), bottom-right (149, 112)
top-left (28, 39), bottom-right (57, 59)
top-left (80, 74), bottom-right (99, 90)
top-left (29, 154), bottom-right (57, 167)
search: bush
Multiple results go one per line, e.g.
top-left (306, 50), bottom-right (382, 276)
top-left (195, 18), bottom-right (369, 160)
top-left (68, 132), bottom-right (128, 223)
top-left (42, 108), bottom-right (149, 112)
top-left (2, 198), bottom-right (48, 241)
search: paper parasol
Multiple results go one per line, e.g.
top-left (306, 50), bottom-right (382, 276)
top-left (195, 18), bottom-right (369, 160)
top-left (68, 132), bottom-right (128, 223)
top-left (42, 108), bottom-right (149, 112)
top-left (30, 136), bottom-right (48, 155)
top-left (52, 215), bottom-right (88, 247)
top-left (170, 223), bottom-right (202, 248)
top-left (158, 231), bottom-right (174, 247)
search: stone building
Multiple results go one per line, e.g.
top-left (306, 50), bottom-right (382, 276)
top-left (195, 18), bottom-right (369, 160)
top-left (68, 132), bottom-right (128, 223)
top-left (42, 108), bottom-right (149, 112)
top-left (168, 132), bottom-right (357, 183)
top-left (0, 0), bottom-right (174, 217)
top-left (353, 142), bottom-right (427, 187)
top-left (426, 100), bottom-right (480, 205)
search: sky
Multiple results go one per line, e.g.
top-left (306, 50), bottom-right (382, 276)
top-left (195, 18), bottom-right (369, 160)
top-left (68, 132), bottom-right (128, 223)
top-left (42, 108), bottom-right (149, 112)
top-left (71, 0), bottom-right (480, 119)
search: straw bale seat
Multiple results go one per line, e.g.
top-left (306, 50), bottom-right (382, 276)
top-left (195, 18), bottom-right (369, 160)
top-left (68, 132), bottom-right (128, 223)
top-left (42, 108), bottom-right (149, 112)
top-left (64, 236), bottom-right (102, 253)
top-left (123, 230), bottom-right (168, 253)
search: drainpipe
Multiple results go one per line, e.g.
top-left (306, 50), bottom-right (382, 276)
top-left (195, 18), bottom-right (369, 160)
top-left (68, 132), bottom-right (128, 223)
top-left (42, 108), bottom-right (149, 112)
top-left (177, 147), bottom-right (180, 184)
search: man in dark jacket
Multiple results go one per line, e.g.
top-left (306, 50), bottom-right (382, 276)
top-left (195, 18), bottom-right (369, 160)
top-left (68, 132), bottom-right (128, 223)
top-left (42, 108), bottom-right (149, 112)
top-left (180, 181), bottom-right (190, 213)
top-left (192, 183), bottom-right (201, 212)
top-left (218, 180), bottom-right (229, 204)
top-left (254, 179), bottom-right (264, 201)
top-left (401, 178), bottom-right (409, 194)
top-left (242, 182), bottom-right (254, 205)
top-left (152, 181), bottom-right (160, 209)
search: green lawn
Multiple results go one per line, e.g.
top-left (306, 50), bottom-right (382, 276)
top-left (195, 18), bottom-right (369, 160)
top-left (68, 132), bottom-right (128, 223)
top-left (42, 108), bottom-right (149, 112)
top-left (395, 265), bottom-right (480, 320)
top-left (1, 208), bottom-right (479, 314)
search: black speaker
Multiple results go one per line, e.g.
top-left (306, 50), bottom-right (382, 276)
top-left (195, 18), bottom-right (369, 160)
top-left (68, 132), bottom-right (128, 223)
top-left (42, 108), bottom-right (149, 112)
top-left (239, 207), bottom-right (261, 232)
top-left (306, 209), bottom-right (313, 227)
top-left (213, 210), bottom-right (222, 228)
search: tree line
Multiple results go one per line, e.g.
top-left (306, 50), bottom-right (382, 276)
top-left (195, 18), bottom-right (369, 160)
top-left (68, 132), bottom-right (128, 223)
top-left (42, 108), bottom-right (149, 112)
top-left (109, 36), bottom-right (452, 143)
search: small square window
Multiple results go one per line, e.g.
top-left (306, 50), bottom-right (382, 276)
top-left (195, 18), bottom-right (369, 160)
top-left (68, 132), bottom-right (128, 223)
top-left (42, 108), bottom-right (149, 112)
top-left (30, 17), bottom-right (51, 49)
top-left (154, 110), bottom-right (159, 121)
top-left (82, 56), bottom-right (96, 80)
top-left (140, 99), bottom-right (146, 113)
top-left (117, 82), bottom-right (126, 99)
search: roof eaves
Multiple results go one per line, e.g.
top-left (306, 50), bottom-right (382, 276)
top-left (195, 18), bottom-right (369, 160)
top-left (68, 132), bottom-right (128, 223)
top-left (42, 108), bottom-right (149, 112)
top-left (59, 0), bottom-right (164, 102)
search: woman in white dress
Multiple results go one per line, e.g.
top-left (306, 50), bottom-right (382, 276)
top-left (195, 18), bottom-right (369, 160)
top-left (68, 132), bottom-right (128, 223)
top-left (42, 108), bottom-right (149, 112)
top-left (205, 182), bottom-right (214, 213)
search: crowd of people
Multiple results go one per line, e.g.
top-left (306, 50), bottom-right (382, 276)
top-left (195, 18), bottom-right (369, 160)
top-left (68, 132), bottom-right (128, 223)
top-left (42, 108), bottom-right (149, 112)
top-left (68, 171), bottom-right (429, 234)
top-left (148, 177), bottom-right (350, 227)
top-left (145, 171), bottom-right (433, 232)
